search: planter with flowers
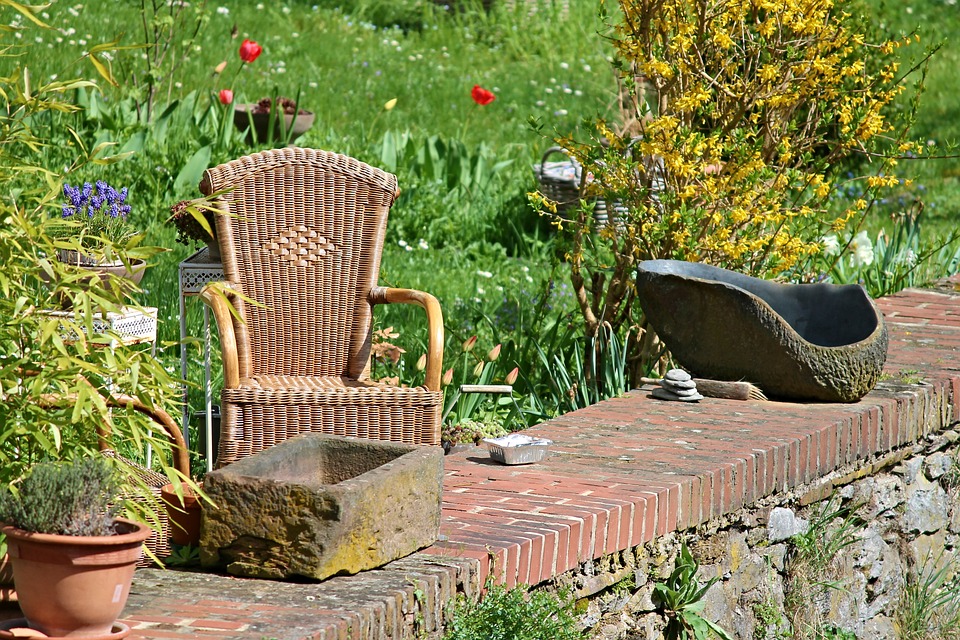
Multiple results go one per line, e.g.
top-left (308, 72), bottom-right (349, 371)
top-left (56, 180), bottom-right (149, 294)
top-left (0, 458), bottom-right (150, 638)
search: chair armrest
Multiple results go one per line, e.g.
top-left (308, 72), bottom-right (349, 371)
top-left (199, 281), bottom-right (241, 389)
top-left (369, 287), bottom-right (444, 391)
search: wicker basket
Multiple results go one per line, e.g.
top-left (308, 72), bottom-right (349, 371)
top-left (534, 147), bottom-right (626, 228)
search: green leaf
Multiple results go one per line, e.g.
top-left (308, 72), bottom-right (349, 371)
top-left (682, 611), bottom-right (710, 640)
top-left (174, 145), bottom-right (212, 194)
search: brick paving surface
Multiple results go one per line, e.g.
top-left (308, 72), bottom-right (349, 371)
top-left (6, 284), bottom-right (960, 639)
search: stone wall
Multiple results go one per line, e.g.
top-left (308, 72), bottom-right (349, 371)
top-left (550, 427), bottom-right (960, 639)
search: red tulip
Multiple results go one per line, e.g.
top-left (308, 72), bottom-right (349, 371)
top-left (218, 88), bottom-right (234, 105)
top-left (471, 85), bottom-right (495, 106)
top-left (239, 39), bottom-right (262, 63)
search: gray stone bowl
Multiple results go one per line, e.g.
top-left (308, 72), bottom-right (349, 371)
top-left (636, 260), bottom-right (888, 402)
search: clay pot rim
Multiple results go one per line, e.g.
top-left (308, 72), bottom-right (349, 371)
top-left (159, 483), bottom-right (203, 506)
top-left (55, 249), bottom-right (146, 270)
top-left (0, 518), bottom-right (151, 547)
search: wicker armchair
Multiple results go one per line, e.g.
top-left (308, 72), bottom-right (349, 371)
top-left (198, 147), bottom-right (444, 467)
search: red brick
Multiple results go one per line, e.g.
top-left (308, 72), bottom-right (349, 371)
top-left (891, 398), bottom-right (903, 446)
top-left (953, 377), bottom-right (960, 421)
top-left (684, 475), bottom-right (702, 529)
top-left (151, 605), bottom-right (243, 618)
top-left (521, 532), bottom-right (543, 585)
top-left (129, 629), bottom-right (240, 638)
top-left (504, 540), bottom-right (520, 588)
top-left (742, 454), bottom-right (756, 506)
top-left (730, 458), bottom-right (747, 512)
top-left (628, 493), bottom-right (653, 547)
top-left (126, 616), bottom-right (194, 625)
top-left (796, 433), bottom-right (810, 485)
top-left (604, 502), bottom-right (624, 553)
top-left (826, 421), bottom-right (839, 473)
top-left (767, 445), bottom-right (779, 494)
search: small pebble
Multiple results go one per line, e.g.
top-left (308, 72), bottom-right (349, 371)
top-left (661, 378), bottom-right (697, 390)
top-left (651, 387), bottom-right (703, 402)
top-left (665, 386), bottom-right (699, 397)
top-left (664, 368), bottom-right (692, 382)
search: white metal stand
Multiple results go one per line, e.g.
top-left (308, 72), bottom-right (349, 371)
top-left (178, 248), bottom-right (224, 472)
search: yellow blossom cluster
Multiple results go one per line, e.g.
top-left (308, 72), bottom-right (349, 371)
top-left (559, 0), bottom-right (922, 278)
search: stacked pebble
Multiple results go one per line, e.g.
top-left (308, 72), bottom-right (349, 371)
top-left (650, 369), bottom-right (704, 402)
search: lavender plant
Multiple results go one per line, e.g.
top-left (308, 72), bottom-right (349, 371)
top-left (0, 458), bottom-right (120, 537)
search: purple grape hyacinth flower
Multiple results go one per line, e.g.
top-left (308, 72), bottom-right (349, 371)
top-left (59, 180), bottom-right (133, 248)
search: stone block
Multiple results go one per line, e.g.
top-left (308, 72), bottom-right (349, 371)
top-left (199, 434), bottom-right (443, 580)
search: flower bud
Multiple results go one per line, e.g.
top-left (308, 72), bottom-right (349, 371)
top-left (473, 361), bottom-right (485, 377)
top-left (415, 354), bottom-right (427, 371)
top-left (218, 88), bottom-right (234, 105)
top-left (462, 335), bottom-right (477, 353)
top-left (214, 60), bottom-right (228, 74)
top-left (487, 343), bottom-right (501, 361)
top-left (505, 367), bottom-right (519, 385)
top-left (441, 368), bottom-right (454, 386)
top-left (384, 98), bottom-right (398, 111)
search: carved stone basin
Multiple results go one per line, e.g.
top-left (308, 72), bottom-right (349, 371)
top-left (199, 434), bottom-right (443, 580)
top-left (635, 260), bottom-right (888, 402)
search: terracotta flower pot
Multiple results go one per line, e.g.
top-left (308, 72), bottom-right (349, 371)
top-left (1, 518), bottom-right (150, 638)
top-left (160, 484), bottom-right (203, 547)
top-left (233, 103), bottom-right (315, 144)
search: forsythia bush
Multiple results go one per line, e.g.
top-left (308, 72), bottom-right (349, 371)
top-left (534, 0), bottom-right (933, 379)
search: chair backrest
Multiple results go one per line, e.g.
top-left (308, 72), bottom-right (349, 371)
top-left (199, 147), bottom-right (399, 380)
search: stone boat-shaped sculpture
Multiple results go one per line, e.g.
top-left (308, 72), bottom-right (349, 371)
top-left (635, 260), bottom-right (888, 402)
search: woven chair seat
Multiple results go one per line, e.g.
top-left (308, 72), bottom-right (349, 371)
top-left (217, 383), bottom-right (442, 466)
top-left (230, 374), bottom-right (437, 395)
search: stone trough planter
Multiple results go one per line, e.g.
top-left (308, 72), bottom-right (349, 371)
top-left (199, 434), bottom-right (443, 580)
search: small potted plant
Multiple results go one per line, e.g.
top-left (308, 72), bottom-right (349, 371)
top-left (56, 179), bottom-right (149, 286)
top-left (0, 457), bottom-right (151, 637)
top-left (169, 197), bottom-right (221, 261)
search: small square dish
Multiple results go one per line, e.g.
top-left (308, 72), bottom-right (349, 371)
top-left (483, 433), bottom-right (553, 465)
